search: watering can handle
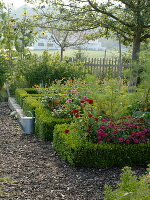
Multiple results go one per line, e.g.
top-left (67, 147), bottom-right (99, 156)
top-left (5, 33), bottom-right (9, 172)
top-left (26, 111), bottom-right (34, 117)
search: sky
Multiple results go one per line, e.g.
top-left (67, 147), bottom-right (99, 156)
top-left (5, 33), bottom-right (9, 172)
top-left (4, 0), bottom-right (32, 8)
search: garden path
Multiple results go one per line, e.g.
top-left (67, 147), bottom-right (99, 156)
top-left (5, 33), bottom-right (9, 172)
top-left (0, 102), bottom-right (147, 200)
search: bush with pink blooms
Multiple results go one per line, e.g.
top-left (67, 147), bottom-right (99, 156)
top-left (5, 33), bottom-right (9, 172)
top-left (96, 116), bottom-right (150, 144)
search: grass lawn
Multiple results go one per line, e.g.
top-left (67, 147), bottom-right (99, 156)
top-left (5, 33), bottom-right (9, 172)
top-left (31, 49), bottom-right (121, 59)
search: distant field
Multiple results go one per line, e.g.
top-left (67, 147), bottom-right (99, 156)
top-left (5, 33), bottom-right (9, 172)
top-left (31, 49), bottom-right (122, 59)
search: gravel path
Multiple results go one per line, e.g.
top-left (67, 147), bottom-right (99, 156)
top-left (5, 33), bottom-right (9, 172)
top-left (0, 102), bottom-right (147, 200)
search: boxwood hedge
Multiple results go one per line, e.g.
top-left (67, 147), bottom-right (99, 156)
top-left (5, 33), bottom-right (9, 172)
top-left (53, 124), bottom-right (150, 168)
top-left (35, 107), bottom-right (72, 141)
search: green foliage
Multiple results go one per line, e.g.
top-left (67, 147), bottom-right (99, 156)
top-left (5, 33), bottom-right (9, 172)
top-left (22, 51), bottom-right (84, 87)
top-left (53, 123), bottom-right (150, 168)
top-left (35, 107), bottom-right (72, 141)
top-left (22, 96), bottom-right (42, 117)
top-left (104, 165), bottom-right (150, 200)
top-left (0, 55), bottom-right (8, 88)
top-left (32, 0), bottom-right (150, 62)
top-left (15, 88), bottom-right (29, 106)
top-left (0, 88), bottom-right (8, 102)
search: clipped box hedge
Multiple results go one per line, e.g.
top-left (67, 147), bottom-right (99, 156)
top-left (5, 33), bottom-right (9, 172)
top-left (53, 124), bottom-right (150, 168)
top-left (15, 88), bottom-right (29, 106)
top-left (22, 96), bottom-right (43, 117)
top-left (35, 107), bottom-right (72, 141)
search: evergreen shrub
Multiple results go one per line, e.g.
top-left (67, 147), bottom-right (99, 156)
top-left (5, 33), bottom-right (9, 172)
top-left (53, 124), bottom-right (150, 168)
top-left (22, 96), bottom-right (43, 117)
top-left (15, 88), bottom-right (29, 106)
top-left (35, 107), bottom-right (72, 141)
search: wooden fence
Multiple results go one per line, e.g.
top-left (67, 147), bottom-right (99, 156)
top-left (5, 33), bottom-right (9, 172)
top-left (69, 57), bottom-right (131, 77)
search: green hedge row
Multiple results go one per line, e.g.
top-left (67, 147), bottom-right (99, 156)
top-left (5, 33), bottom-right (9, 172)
top-left (15, 88), bottom-right (73, 141)
top-left (35, 107), bottom-right (72, 141)
top-left (22, 96), bottom-right (43, 117)
top-left (15, 88), bottom-right (29, 106)
top-left (53, 124), bottom-right (150, 168)
top-left (15, 88), bottom-right (52, 106)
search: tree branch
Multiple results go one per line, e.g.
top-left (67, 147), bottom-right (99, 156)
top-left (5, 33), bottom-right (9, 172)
top-left (87, 0), bottom-right (134, 28)
top-left (140, 34), bottom-right (150, 41)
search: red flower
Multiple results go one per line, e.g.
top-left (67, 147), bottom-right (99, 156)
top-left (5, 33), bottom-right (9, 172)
top-left (75, 114), bottom-right (79, 118)
top-left (88, 114), bottom-right (93, 118)
top-left (64, 129), bottom-right (69, 133)
top-left (95, 118), bottom-right (98, 121)
top-left (88, 100), bottom-right (94, 104)
top-left (80, 100), bottom-right (85, 104)
top-left (71, 109), bottom-right (79, 113)
top-left (85, 99), bottom-right (94, 104)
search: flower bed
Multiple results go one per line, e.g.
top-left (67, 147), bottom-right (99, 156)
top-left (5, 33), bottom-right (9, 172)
top-left (53, 123), bottom-right (150, 168)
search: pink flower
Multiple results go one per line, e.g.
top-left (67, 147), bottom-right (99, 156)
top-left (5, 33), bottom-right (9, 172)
top-left (66, 99), bottom-right (72, 104)
top-left (113, 130), bottom-right (119, 133)
top-left (97, 136), bottom-right (102, 140)
top-left (100, 125), bottom-right (106, 129)
top-left (101, 118), bottom-right (108, 122)
top-left (82, 96), bottom-right (87, 100)
top-left (133, 138), bottom-right (139, 144)
top-left (74, 92), bottom-right (79, 96)
top-left (118, 137), bottom-right (124, 143)
top-left (125, 139), bottom-right (130, 143)
top-left (71, 90), bottom-right (76, 93)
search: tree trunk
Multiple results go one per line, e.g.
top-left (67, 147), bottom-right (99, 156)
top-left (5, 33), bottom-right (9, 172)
top-left (128, 31), bottom-right (141, 92)
top-left (60, 47), bottom-right (64, 61)
top-left (132, 31), bottom-right (141, 62)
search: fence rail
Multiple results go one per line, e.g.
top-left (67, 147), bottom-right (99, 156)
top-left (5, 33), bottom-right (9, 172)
top-left (69, 57), bottom-right (132, 77)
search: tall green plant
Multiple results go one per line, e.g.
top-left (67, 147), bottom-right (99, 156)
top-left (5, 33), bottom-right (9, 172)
top-left (104, 165), bottom-right (150, 200)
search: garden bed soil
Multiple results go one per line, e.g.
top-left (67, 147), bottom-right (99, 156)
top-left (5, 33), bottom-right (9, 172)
top-left (0, 102), bottom-right (147, 200)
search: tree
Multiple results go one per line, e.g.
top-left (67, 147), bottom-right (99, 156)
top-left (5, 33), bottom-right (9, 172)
top-left (29, 3), bottom-right (89, 60)
top-left (27, 0), bottom-right (150, 63)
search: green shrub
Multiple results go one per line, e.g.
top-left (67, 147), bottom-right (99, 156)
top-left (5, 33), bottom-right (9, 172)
top-left (35, 107), bottom-right (72, 141)
top-left (15, 88), bottom-right (44, 106)
top-left (15, 88), bottom-right (29, 106)
top-left (0, 57), bottom-right (7, 89)
top-left (53, 124), bottom-right (150, 168)
top-left (0, 88), bottom-right (8, 102)
top-left (24, 88), bottom-right (39, 94)
top-left (22, 51), bottom-right (84, 87)
top-left (22, 96), bottom-right (43, 117)
top-left (103, 165), bottom-right (150, 200)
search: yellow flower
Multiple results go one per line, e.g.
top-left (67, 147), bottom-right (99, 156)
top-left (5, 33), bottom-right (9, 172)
top-left (42, 32), bottom-right (46, 35)
top-left (22, 11), bottom-right (27, 15)
top-left (106, 110), bottom-right (112, 115)
top-left (33, 15), bottom-right (39, 18)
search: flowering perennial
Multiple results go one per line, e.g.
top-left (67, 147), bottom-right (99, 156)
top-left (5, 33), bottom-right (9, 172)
top-left (96, 116), bottom-right (150, 144)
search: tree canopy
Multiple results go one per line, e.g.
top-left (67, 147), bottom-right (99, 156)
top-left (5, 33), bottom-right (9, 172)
top-left (27, 0), bottom-right (150, 62)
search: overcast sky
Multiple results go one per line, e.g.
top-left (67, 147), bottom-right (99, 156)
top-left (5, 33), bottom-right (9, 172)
top-left (4, 0), bottom-right (33, 8)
